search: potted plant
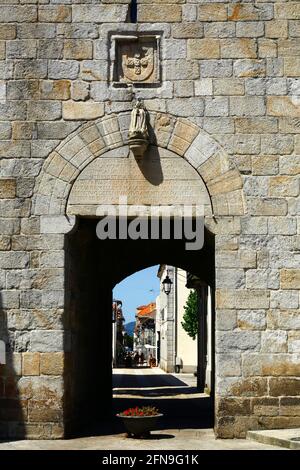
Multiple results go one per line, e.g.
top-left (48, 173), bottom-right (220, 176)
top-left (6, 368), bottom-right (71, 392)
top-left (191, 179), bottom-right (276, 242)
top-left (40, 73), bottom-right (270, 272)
top-left (117, 406), bottom-right (163, 438)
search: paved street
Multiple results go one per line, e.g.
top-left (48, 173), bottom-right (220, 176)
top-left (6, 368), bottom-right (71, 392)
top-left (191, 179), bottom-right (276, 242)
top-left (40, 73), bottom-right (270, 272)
top-left (0, 428), bottom-right (285, 450)
top-left (113, 367), bottom-right (206, 399)
top-left (0, 368), bottom-right (284, 450)
top-left (112, 367), bottom-right (213, 430)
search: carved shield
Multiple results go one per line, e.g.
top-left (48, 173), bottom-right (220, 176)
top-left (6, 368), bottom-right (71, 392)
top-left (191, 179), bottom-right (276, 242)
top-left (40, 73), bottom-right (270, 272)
top-left (121, 45), bottom-right (154, 82)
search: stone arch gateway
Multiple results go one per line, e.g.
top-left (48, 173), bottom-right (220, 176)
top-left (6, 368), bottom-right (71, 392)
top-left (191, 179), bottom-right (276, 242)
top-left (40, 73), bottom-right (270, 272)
top-left (6, 110), bottom-right (249, 439)
top-left (1, 102), bottom-right (299, 440)
top-left (1, 0), bottom-right (300, 442)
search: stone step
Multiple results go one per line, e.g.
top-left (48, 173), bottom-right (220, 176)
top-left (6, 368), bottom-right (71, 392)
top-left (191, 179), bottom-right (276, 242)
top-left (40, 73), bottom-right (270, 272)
top-left (247, 429), bottom-right (300, 450)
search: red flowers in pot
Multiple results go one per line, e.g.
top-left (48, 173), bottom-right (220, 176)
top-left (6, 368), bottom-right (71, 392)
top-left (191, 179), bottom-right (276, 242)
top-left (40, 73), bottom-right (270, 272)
top-left (117, 406), bottom-right (163, 438)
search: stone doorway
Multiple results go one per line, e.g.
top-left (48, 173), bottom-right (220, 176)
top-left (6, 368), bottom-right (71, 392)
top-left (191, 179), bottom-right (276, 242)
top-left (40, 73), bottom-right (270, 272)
top-left (0, 112), bottom-right (252, 440)
top-left (64, 218), bottom-right (215, 436)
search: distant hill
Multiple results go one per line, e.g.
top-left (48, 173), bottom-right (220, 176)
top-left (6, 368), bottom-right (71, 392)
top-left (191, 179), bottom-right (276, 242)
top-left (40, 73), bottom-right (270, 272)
top-left (124, 321), bottom-right (135, 337)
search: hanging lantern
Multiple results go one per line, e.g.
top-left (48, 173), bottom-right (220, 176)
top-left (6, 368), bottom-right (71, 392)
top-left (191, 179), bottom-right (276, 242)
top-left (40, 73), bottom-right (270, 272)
top-left (162, 273), bottom-right (173, 296)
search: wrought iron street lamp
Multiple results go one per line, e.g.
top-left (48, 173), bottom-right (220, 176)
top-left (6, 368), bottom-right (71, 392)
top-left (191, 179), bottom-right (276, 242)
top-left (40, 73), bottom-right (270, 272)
top-left (162, 272), bottom-right (173, 296)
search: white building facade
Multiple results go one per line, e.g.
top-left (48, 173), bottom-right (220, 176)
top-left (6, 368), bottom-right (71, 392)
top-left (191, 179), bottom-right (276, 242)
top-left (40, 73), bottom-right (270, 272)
top-left (157, 265), bottom-right (212, 392)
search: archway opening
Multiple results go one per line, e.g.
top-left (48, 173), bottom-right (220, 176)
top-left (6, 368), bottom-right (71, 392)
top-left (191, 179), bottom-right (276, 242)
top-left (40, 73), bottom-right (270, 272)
top-left (64, 217), bottom-right (215, 437)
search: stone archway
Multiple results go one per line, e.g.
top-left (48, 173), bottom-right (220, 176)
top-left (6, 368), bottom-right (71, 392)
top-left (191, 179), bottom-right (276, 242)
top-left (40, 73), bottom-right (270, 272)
top-left (28, 112), bottom-right (248, 438)
top-left (33, 111), bottom-right (246, 221)
top-left (65, 219), bottom-right (216, 435)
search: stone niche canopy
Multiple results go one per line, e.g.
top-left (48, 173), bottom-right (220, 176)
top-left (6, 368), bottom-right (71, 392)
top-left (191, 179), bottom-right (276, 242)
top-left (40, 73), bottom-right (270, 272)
top-left (111, 34), bottom-right (161, 86)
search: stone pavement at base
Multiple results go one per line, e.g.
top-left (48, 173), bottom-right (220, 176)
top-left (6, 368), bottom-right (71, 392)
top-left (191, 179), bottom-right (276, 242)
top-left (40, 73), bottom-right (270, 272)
top-left (248, 428), bottom-right (300, 450)
top-left (0, 368), bottom-right (288, 450)
top-left (0, 429), bottom-right (285, 451)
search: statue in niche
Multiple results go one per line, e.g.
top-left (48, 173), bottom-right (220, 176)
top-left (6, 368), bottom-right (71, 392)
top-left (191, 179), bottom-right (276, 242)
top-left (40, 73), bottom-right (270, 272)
top-left (128, 99), bottom-right (149, 157)
top-left (129, 99), bottom-right (148, 139)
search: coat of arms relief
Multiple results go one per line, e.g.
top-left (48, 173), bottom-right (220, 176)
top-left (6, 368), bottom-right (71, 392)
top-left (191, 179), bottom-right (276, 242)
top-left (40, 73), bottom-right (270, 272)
top-left (113, 35), bottom-right (160, 85)
top-left (122, 46), bottom-right (154, 82)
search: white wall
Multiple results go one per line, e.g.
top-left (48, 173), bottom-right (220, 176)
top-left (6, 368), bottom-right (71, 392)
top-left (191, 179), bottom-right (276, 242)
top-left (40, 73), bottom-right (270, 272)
top-left (157, 266), bottom-right (211, 378)
top-left (157, 266), bottom-right (175, 373)
top-left (176, 268), bottom-right (197, 373)
top-left (205, 286), bottom-right (212, 392)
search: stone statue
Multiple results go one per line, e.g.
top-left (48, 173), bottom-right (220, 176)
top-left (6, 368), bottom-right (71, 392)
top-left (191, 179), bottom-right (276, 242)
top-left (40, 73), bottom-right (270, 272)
top-left (128, 99), bottom-right (149, 157)
top-left (129, 99), bottom-right (148, 139)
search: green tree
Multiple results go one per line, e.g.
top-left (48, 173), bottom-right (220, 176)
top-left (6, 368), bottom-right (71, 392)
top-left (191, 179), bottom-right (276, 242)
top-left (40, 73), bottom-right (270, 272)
top-left (181, 289), bottom-right (198, 340)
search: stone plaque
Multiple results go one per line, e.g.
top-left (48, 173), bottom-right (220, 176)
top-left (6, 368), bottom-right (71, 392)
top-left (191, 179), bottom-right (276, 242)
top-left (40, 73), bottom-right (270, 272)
top-left (67, 148), bottom-right (211, 217)
top-left (112, 35), bottom-right (160, 85)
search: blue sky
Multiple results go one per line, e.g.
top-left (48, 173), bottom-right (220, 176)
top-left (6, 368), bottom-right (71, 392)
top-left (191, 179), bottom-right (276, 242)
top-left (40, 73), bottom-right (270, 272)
top-left (113, 265), bottom-right (160, 323)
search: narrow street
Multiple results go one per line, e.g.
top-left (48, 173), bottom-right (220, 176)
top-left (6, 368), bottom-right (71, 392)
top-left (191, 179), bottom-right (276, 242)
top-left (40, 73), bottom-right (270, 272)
top-left (113, 367), bottom-right (213, 430)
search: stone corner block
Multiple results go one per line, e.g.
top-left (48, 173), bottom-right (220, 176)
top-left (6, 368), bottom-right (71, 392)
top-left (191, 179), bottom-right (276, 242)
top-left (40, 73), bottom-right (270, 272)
top-left (40, 215), bottom-right (77, 234)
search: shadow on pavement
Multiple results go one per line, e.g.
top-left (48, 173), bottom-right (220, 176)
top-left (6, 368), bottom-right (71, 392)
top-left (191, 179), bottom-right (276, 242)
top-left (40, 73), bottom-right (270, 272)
top-left (77, 370), bottom-right (213, 438)
top-left (78, 396), bottom-right (213, 437)
top-left (113, 386), bottom-right (200, 397)
top-left (125, 433), bottom-right (176, 440)
top-left (113, 372), bottom-right (189, 389)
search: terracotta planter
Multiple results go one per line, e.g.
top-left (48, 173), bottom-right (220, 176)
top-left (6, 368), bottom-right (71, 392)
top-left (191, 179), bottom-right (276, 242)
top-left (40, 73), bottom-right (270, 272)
top-left (117, 414), bottom-right (163, 438)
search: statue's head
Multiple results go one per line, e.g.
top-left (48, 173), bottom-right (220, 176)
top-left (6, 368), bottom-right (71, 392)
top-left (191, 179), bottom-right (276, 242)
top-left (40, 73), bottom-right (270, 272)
top-left (135, 99), bottom-right (144, 109)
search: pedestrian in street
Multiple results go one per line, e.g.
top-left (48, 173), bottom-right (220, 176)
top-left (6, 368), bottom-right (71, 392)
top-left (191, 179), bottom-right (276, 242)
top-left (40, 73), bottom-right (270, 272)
top-left (140, 352), bottom-right (145, 366)
top-left (133, 351), bottom-right (139, 367)
top-left (148, 353), bottom-right (153, 367)
top-left (125, 353), bottom-right (132, 368)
